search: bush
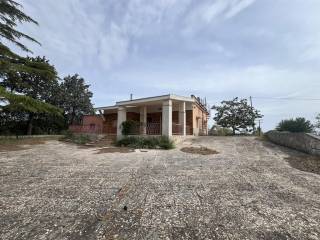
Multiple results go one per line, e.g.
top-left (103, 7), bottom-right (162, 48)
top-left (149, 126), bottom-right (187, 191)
top-left (158, 136), bottom-right (175, 149)
top-left (276, 117), bottom-right (314, 133)
top-left (121, 120), bottom-right (140, 135)
top-left (116, 136), bottom-right (174, 150)
top-left (61, 131), bottom-right (91, 145)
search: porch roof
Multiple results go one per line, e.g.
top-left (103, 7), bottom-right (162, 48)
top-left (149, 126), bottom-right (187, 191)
top-left (95, 94), bottom-right (195, 111)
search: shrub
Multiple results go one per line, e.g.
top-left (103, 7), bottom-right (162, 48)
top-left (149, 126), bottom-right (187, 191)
top-left (61, 131), bottom-right (91, 145)
top-left (158, 136), bottom-right (175, 149)
top-left (72, 134), bottom-right (91, 144)
top-left (121, 120), bottom-right (140, 135)
top-left (116, 136), bottom-right (175, 149)
top-left (276, 117), bottom-right (314, 133)
top-left (61, 129), bottom-right (74, 139)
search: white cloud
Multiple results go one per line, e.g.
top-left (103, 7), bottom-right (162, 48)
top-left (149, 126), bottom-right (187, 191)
top-left (12, 0), bottom-right (320, 131)
top-left (225, 0), bottom-right (256, 19)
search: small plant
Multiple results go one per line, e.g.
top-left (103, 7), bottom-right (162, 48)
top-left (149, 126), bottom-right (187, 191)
top-left (276, 117), bottom-right (314, 133)
top-left (121, 120), bottom-right (139, 135)
top-left (158, 136), bottom-right (175, 149)
top-left (72, 134), bottom-right (91, 144)
top-left (116, 136), bottom-right (174, 150)
top-left (61, 130), bottom-right (91, 145)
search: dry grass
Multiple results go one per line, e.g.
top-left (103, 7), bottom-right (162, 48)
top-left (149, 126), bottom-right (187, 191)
top-left (180, 146), bottom-right (219, 155)
top-left (0, 138), bottom-right (50, 152)
top-left (285, 155), bottom-right (320, 175)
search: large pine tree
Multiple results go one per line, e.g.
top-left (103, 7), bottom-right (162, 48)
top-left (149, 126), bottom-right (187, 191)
top-left (0, 0), bottom-right (61, 128)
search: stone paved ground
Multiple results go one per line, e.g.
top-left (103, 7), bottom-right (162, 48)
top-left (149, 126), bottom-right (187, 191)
top-left (0, 137), bottom-right (320, 240)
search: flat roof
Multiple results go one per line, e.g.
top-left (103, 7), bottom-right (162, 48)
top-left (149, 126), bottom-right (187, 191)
top-left (95, 94), bottom-right (195, 110)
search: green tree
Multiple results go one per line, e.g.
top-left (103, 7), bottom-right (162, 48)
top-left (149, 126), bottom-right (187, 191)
top-left (0, 0), bottom-right (61, 120)
top-left (316, 114), bottom-right (320, 130)
top-left (276, 117), bottom-right (314, 133)
top-left (59, 74), bottom-right (94, 125)
top-left (1, 56), bottom-right (61, 134)
top-left (212, 98), bottom-right (263, 135)
top-left (0, 0), bottom-right (39, 52)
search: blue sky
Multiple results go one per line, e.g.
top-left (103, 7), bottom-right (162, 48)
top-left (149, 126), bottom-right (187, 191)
top-left (15, 0), bottom-right (320, 130)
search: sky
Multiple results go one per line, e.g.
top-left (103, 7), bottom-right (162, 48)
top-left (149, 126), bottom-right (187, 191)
top-left (13, 0), bottom-right (320, 130)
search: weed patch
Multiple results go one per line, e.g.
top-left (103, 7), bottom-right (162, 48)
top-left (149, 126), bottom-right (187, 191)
top-left (180, 146), bottom-right (219, 155)
top-left (116, 136), bottom-right (174, 150)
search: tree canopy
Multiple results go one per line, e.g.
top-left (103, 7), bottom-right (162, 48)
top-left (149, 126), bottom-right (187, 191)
top-left (276, 117), bottom-right (314, 133)
top-left (59, 74), bottom-right (94, 125)
top-left (316, 114), bottom-right (320, 129)
top-left (0, 1), bottom-right (94, 135)
top-left (212, 98), bottom-right (263, 135)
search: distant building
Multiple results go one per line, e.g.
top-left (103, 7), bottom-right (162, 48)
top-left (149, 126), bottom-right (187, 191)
top-left (70, 94), bottom-right (210, 138)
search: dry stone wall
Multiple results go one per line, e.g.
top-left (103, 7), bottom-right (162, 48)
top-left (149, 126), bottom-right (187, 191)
top-left (266, 130), bottom-right (320, 156)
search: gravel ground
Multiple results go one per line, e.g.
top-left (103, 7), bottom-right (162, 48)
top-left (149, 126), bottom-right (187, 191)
top-left (0, 137), bottom-right (319, 240)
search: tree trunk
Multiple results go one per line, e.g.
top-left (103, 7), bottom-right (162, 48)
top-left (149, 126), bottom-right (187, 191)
top-left (27, 113), bottom-right (34, 135)
top-left (232, 127), bottom-right (236, 135)
top-left (70, 108), bottom-right (75, 125)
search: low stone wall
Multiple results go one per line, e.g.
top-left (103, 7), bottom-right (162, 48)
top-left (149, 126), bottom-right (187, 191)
top-left (266, 131), bottom-right (320, 156)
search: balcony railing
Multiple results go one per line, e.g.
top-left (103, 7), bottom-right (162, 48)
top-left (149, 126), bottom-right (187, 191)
top-left (146, 122), bottom-right (161, 135)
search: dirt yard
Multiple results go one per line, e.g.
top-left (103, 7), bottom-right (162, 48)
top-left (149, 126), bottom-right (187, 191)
top-left (0, 137), bottom-right (320, 239)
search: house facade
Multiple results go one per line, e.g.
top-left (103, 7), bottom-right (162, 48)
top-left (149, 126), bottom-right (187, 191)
top-left (70, 94), bottom-right (210, 138)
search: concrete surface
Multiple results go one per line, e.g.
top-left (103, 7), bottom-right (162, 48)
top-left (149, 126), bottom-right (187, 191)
top-left (0, 137), bottom-right (320, 239)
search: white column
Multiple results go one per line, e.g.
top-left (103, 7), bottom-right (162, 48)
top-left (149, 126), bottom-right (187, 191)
top-left (179, 101), bottom-right (186, 136)
top-left (162, 100), bottom-right (172, 137)
top-left (140, 106), bottom-right (147, 135)
top-left (117, 106), bottom-right (126, 138)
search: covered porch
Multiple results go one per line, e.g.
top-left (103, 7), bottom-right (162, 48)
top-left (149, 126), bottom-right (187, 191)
top-left (96, 95), bottom-right (194, 138)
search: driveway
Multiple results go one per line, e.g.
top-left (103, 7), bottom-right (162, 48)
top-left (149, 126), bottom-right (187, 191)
top-left (0, 137), bottom-right (319, 239)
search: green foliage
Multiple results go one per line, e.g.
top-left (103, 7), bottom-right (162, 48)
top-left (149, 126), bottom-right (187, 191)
top-left (0, 2), bottom-right (94, 135)
top-left (121, 120), bottom-right (139, 135)
top-left (316, 114), bottom-right (320, 130)
top-left (61, 131), bottom-right (91, 145)
top-left (0, 0), bottom-right (39, 52)
top-left (212, 98), bottom-right (263, 135)
top-left (0, 86), bottom-right (61, 114)
top-left (209, 125), bottom-right (233, 136)
top-left (157, 136), bottom-right (175, 150)
top-left (0, 56), bottom-right (63, 134)
top-left (116, 136), bottom-right (175, 150)
top-left (58, 74), bottom-right (94, 125)
top-left (276, 117), bottom-right (314, 133)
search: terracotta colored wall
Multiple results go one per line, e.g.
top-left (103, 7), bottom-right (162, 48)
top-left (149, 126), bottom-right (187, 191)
top-left (172, 111), bottom-right (178, 123)
top-left (147, 112), bottom-right (161, 122)
top-left (192, 105), bottom-right (209, 135)
top-left (127, 112), bottom-right (140, 121)
top-left (103, 113), bottom-right (117, 134)
top-left (172, 110), bottom-right (193, 135)
top-left (83, 115), bottom-right (103, 127)
top-left (186, 110), bottom-right (193, 135)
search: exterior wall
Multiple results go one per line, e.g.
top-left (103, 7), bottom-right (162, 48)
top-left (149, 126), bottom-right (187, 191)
top-left (266, 130), bottom-right (320, 156)
top-left (127, 112), bottom-right (140, 121)
top-left (69, 115), bottom-right (103, 134)
top-left (147, 112), bottom-right (161, 122)
top-left (82, 115), bottom-right (104, 126)
top-left (192, 104), bottom-right (208, 136)
top-left (186, 110), bottom-right (193, 135)
top-left (172, 110), bottom-right (192, 135)
top-left (103, 113), bottom-right (117, 134)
